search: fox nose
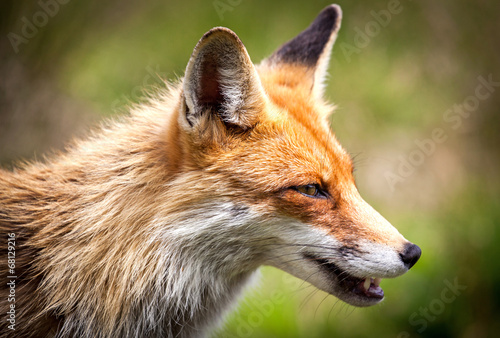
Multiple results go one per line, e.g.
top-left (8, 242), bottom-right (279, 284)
top-left (400, 243), bottom-right (421, 269)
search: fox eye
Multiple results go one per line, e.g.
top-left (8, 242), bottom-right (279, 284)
top-left (293, 184), bottom-right (326, 198)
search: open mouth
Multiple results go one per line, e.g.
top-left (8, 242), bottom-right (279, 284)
top-left (304, 253), bottom-right (384, 304)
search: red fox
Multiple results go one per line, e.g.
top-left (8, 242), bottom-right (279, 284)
top-left (0, 4), bottom-right (420, 337)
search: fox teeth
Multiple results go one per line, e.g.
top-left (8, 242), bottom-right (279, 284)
top-left (363, 278), bottom-right (371, 291)
top-left (363, 277), bottom-right (382, 291)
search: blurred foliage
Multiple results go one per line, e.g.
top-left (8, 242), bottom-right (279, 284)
top-left (1, 0), bottom-right (499, 337)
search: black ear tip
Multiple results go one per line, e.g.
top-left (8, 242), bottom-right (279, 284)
top-left (323, 4), bottom-right (342, 18)
top-left (270, 4), bottom-right (342, 67)
top-left (316, 4), bottom-right (342, 30)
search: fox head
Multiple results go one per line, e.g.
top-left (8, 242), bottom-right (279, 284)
top-left (0, 5), bottom-right (422, 337)
top-left (169, 4), bottom-right (421, 308)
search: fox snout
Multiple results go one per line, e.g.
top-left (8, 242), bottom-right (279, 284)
top-left (264, 183), bottom-right (421, 307)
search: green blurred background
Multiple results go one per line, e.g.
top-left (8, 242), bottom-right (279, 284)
top-left (1, 0), bottom-right (499, 337)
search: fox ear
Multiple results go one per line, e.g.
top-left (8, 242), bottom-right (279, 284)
top-left (264, 4), bottom-right (342, 98)
top-left (182, 27), bottom-right (265, 133)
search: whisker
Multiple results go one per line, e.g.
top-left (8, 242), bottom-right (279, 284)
top-left (328, 297), bottom-right (343, 321)
top-left (314, 291), bottom-right (331, 319)
top-left (299, 287), bottom-right (320, 312)
top-left (344, 305), bottom-right (357, 319)
top-left (293, 282), bottom-right (316, 294)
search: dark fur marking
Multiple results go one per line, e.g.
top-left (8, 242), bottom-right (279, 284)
top-left (339, 245), bottom-right (365, 257)
top-left (230, 204), bottom-right (249, 218)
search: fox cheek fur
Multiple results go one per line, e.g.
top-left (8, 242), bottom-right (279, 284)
top-left (0, 4), bottom-right (420, 338)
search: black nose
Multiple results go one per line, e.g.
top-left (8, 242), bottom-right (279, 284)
top-left (400, 243), bottom-right (421, 269)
